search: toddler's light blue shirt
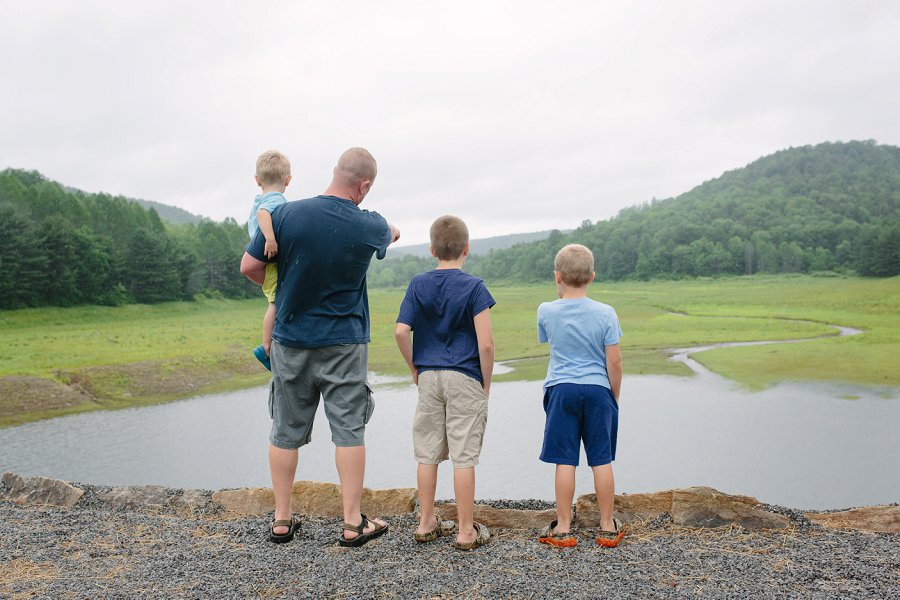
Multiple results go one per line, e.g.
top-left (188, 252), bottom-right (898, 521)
top-left (247, 192), bottom-right (287, 239)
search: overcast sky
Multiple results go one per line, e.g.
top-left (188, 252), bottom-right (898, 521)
top-left (2, 1), bottom-right (898, 245)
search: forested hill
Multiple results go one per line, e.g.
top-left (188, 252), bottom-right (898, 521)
top-left (0, 169), bottom-right (254, 308)
top-left (468, 140), bottom-right (900, 283)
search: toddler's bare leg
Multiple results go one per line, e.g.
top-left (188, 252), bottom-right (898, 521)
top-left (416, 463), bottom-right (438, 533)
top-left (592, 462), bottom-right (616, 531)
top-left (262, 302), bottom-right (276, 355)
top-left (554, 465), bottom-right (576, 532)
top-left (454, 466), bottom-right (476, 544)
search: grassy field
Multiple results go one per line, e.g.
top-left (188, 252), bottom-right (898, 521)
top-left (1, 275), bottom-right (897, 426)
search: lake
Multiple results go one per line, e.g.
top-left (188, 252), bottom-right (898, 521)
top-left (1, 371), bottom-right (897, 510)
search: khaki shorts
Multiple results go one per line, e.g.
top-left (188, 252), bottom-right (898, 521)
top-left (262, 262), bottom-right (278, 303)
top-left (413, 369), bottom-right (488, 468)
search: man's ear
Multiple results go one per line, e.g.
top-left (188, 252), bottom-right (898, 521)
top-left (430, 245), bottom-right (437, 258)
top-left (463, 242), bottom-right (470, 257)
top-left (359, 179), bottom-right (372, 200)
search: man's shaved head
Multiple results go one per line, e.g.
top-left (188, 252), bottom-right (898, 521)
top-left (334, 147), bottom-right (377, 186)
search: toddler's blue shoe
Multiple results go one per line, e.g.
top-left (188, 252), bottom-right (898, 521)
top-left (253, 345), bottom-right (271, 371)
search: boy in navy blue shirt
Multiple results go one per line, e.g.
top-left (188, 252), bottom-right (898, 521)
top-left (536, 244), bottom-right (625, 548)
top-left (395, 215), bottom-right (495, 550)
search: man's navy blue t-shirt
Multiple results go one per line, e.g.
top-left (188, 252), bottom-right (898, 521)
top-left (396, 269), bottom-right (495, 384)
top-left (246, 195), bottom-right (391, 348)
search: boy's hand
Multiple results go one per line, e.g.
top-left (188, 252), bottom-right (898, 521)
top-left (264, 239), bottom-right (278, 259)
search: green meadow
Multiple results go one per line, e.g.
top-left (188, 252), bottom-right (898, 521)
top-left (1, 275), bottom-right (897, 427)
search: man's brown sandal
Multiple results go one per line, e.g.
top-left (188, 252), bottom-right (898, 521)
top-left (414, 514), bottom-right (456, 543)
top-left (537, 520), bottom-right (577, 548)
top-left (338, 513), bottom-right (389, 547)
top-left (269, 514), bottom-right (302, 543)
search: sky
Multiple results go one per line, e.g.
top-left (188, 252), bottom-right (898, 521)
top-left (1, 1), bottom-right (899, 245)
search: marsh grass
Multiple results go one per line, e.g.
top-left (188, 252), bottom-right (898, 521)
top-left (1, 275), bottom-right (897, 426)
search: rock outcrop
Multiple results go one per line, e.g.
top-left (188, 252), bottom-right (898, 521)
top-left (805, 506), bottom-right (900, 533)
top-left (0, 472), bottom-right (84, 508)
top-left (576, 486), bottom-right (790, 530)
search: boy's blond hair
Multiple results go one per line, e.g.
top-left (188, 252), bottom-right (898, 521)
top-left (554, 243), bottom-right (595, 286)
top-left (256, 150), bottom-right (291, 185)
top-left (430, 215), bottom-right (469, 261)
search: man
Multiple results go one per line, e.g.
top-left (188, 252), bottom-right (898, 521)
top-left (240, 147), bottom-right (400, 546)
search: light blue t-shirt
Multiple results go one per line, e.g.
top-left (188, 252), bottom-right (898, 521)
top-left (247, 191), bottom-right (287, 239)
top-left (537, 297), bottom-right (622, 390)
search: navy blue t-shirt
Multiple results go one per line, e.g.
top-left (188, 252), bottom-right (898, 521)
top-left (246, 195), bottom-right (391, 348)
top-left (396, 269), bottom-right (496, 384)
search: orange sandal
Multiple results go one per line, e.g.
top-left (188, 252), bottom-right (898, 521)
top-left (595, 518), bottom-right (625, 548)
top-left (538, 520), bottom-right (577, 548)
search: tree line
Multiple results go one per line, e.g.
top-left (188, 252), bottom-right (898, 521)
top-left (369, 140), bottom-right (899, 286)
top-left (0, 169), bottom-right (256, 309)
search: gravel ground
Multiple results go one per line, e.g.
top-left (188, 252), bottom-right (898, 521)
top-left (1, 486), bottom-right (898, 599)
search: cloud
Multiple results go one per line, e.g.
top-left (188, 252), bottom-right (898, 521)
top-left (1, 1), bottom-right (898, 244)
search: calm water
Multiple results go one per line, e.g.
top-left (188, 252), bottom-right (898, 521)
top-left (1, 374), bottom-right (897, 510)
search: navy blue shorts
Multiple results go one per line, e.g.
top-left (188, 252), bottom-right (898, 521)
top-left (540, 383), bottom-right (618, 467)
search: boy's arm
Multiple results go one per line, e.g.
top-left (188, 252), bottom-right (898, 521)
top-left (474, 308), bottom-right (494, 396)
top-left (394, 323), bottom-right (418, 384)
top-left (257, 209), bottom-right (277, 259)
top-left (606, 343), bottom-right (623, 403)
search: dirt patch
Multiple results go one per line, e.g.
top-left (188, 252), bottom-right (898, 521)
top-left (0, 376), bottom-right (95, 418)
top-left (2, 349), bottom-right (267, 427)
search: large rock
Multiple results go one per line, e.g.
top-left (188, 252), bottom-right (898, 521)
top-left (576, 487), bottom-right (789, 529)
top-left (671, 487), bottom-right (789, 529)
top-left (434, 503), bottom-right (557, 530)
top-left (97, 485), bottom-right (169, 510)
top-left (1, 472), bottom-right (84, 508)
top-left (805, 506), bottom-right (900, 533)
top-left (213, 481), bottom-right (416, 517)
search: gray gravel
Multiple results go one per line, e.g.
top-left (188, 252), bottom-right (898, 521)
top-left (1, 484), bottom-right (898, 599)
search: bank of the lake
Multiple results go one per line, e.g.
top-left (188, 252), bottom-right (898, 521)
top-left (2, 275), bottom-right (898, 427)
top-left (2, 476), bottom-right (898, 599)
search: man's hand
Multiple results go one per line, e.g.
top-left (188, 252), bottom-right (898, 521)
top-left (264, 238), bottom-right (278, 259)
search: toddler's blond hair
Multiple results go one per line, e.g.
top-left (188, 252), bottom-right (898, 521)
top-left (554, 243), bottom-right (594, 286)
top-left (256, 150), bottom-right (291, 185)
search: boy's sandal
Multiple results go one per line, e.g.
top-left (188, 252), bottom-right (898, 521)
top-left (269, 514), bottom-right (302, 543)
top-left (253, 344), bottom-right (271, 372)
top-left (452, 522), bottom-right (491, 551)
top-left (595, 518), bottom-right (626, 548)
top-left (414, 514), bottom-right (456, 543)
top-left (338, 513), bottom-right (389, 547)
top-left (537, 520), bottom-right (577, 548)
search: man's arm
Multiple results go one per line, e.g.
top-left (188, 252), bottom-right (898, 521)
top-left (240, 252), bottom-right (267, 286)
top-left (257, 209), bottom-right (278, 259)
top-left (606, 343), bottom-right (623, 403)
top-left (474, 308), bottom-right (494, 396)
top-left (393, 323), bottom-right (417, 384)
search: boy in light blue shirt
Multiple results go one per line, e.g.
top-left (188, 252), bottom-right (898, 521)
top-left (248, 150), bottom-right (291, 370)
top-left (536, 243), bottom-right (625, 548)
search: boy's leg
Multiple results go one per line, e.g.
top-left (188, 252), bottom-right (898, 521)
top-left (262, 302), bottom-right (275, 355)
top-left (416, 463), bottom-right (439, 534)
top-left (454, 467), bottom-right (476, 544)
top-left (554, 464), bottom-right (577, 532)
top-left (592, 462), bottom-right (616, 532)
